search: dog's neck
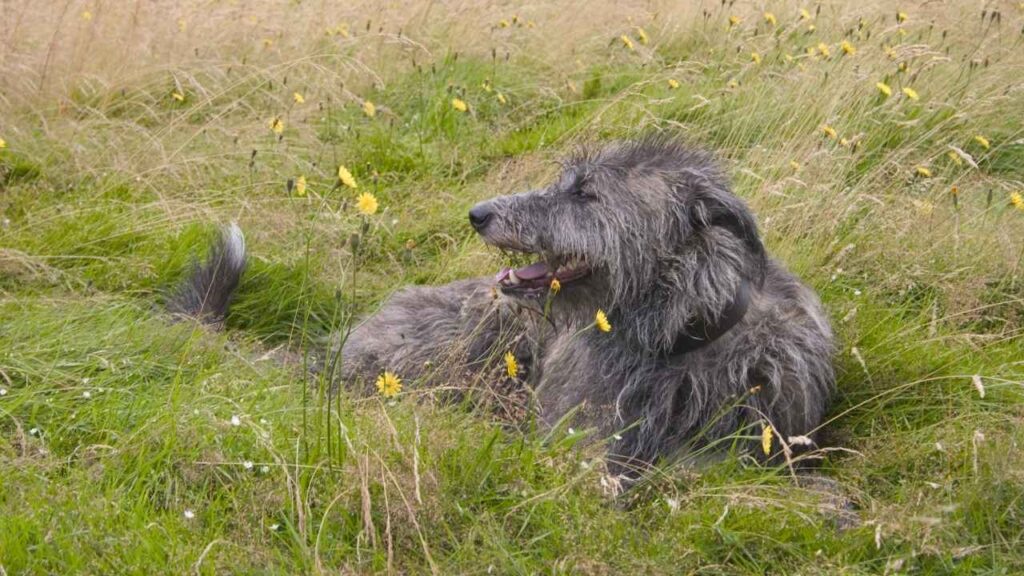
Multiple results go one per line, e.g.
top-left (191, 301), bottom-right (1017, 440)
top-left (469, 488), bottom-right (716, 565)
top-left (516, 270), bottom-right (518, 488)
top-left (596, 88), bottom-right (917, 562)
top-left (666, 278), bottom-right (754, 356)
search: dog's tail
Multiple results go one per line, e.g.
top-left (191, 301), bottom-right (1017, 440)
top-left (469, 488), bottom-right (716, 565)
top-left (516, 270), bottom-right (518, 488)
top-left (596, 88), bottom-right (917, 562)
top-left (167, 223), bottom-right (247, 325)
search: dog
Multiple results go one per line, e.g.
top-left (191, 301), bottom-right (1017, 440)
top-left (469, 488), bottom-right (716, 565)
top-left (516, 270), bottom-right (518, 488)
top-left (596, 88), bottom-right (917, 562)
top-left (171, 137), bottom-right (835, 478)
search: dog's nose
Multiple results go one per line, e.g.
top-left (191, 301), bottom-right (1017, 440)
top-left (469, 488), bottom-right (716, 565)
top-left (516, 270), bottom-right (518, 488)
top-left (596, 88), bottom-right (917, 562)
top-left (468, 203), bottom-right (494, 232)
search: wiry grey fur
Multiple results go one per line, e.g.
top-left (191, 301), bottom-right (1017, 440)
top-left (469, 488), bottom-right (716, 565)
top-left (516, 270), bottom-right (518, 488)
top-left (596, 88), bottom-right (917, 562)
top-left (177, 139), bottom-right (835, 477)
top-left (340, 138), bottom-right (835, 476)
top-left (167, 222), bottom-right (247, 326)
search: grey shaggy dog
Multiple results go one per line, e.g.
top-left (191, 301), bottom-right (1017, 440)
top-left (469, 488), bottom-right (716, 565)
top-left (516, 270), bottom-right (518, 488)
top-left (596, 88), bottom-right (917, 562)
top-left (174, 138), bottom-right (835, 477)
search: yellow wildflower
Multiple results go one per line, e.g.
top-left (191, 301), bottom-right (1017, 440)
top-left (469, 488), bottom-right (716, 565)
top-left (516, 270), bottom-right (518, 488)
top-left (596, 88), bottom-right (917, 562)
top-left (876, 81), bottom-right (892, 97)
top-left (902, 86), bottom-right (919, 100)
top-left (595, 310), bottom-right (612, 333)
top-left (356, 192), bottom-right (378, 215)
top-left (362, 100), bottom-right (376, 118)
top-left (947, 150), bottom-right (963, 166)
top-left (177, 19), bottom-right (187, 32)
top-left (496, 92), bottom-right (507, 105)
top-left (481, 79), bottom-right (492, 92)
top-left (898, 61), bottom-right (908, 72)
top-left (898, 28), bottom-right (908, 37)
top-left (807, 24), bottom-right (816, 32)
top-left (762, 424), bottom-right (773, 455)
top-left (897, 11), bottom-right (908, 24)
top-left (451, 98), bottom-right (468, 112)
top-left (295, 175), bottom-right (307, 196)
top-left (269, 117), bottom-right (284, 135)
top-left (974, 135), bottom-right (990, 150)
top-left (81, 11), bottom-right (93, 21)
top-left (634, 26), bottom-right (649, 45)
top-left (172, 91), bottom-right (185, 102)
top-left (619, 35), bottom-right (635, 51)
top-left (764, 12), bottom-right (777, 26)
top-left (293, 92), bottom-right (305, 104)
top-left (504, 351), bottom-right (518, 379)
top-left (821, 124), bottom-right (838, 140)
top-left (800, 8), bottom-right (812, 21)
top-left (728, 15), bottom-right (741, 28)
top-left (817, 43), bottom-right (831, 58)
top-left (751, 52), bottom-right (762, 64)
top-left (263, 38), bottom-right (274, 48)
top-left (790, 160), bottom-right (801, 170)
top-left (727, 79), bottom-right (739, 89)
top-left (840, 40), bottom-right (856, 56)
top-left (375, 371), bottom-right (402, 398)
top-left (667, 78), bottom-right (681, 89)
top-left (884, 46), bottom-right (898, 60)
top-left (915, 166), bottom-right (932, 178)
top-left (498, 19), bottom-right (510, 28)
top-left (337, 165), bottom-right (358, 189)
top-left (1010, 192), bottom-right (1024, 211)
top-left (0, 138), bottom-right (6, 149)
top-left (840, 137), bottom-right (850, 147)
top-left (550, 278), bottom-right (561, 294)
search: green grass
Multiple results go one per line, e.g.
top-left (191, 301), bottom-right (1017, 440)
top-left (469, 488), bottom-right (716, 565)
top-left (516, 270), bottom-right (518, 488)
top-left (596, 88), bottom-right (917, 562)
top-left (2, 1), bottom-right (1024, 573)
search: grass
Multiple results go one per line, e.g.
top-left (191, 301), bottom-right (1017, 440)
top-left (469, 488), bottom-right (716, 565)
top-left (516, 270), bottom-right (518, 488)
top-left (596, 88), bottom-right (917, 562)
top-left (2, 0), bottom-right (1024, 573)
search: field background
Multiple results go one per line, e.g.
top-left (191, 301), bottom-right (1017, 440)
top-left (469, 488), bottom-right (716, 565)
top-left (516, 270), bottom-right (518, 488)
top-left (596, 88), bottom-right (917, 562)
top-left (2, 0), bottom-right (1024, 573)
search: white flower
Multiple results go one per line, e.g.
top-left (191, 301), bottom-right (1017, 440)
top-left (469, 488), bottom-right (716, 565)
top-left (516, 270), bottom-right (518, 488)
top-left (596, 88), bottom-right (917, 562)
top-left (184, 509), bottom-right (196, 519)
top-left (243, 461), bottom-right (254, 470)
top-left (613, 434), bottom-right (623, 441)
top-left (0, 388), bottom-right (7, 396)
top-left (567, 427), bottom-right (575, 435)
top-left (259, 418), bottom-right (269, 425)
top-left (29, 427), bottom-right (40, 436)
top-left (82, 391), bottom-right (92, 399)
top-left (230, 415), bottom-right (241, 427)
top-left (665, 497), bottom-right (680, 512)
top-left (270, 523), bottom-right (281, 532)
top-left (260, 465), bottom-right (270, 474)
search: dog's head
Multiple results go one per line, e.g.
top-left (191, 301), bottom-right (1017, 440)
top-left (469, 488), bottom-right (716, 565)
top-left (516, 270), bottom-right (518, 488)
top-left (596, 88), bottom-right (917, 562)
top-left (470, 138), bottom-right (767, 350)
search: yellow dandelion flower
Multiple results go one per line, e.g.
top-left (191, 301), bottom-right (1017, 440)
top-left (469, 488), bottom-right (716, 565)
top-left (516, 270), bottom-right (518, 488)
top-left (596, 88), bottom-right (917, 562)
top-left (807, 24), bottom-right (816, 32)
top-left (876, 81), bottom-right (892, 97)
top-left (634, 26), bottom-right (649, 45)
top-left (496, 92), bottom-right (507, 105)
top-left (550, 278), bottom-right (561, 294)
top-left (751, 52), bottom-right (762, 64)
top-left (355, 192), bottom-right (378, 215)
top-left (915, 166), bottom-right (932, 178)
top-left (897, 11), bottom-right (908, 24)
top-left (263, 38), bottom-right (274, 48)
top-left (1010, 192), bottom-right (1024, 211)
top-left (178, 19), bottom-right (187, 32)
top-left (595, 309), bottom-right (612, 333)
top-left (293, 92), bottom-right (305, 104)
top-left (947, 150), bottom-right (963, 166)
top-left (764, 12), bottom-right (777, 26)
top-left (481, 79), bottom-right (492, 92)
top-left (790, 160), bottom-right (801, 170)
top-left (821, 124), bottom-right (838, 139)
top-left (269, 117), bottom-right (284, 135)
top-left (902, 86), bottom-right (919, 100)
top-left (728, 15), bottom-right (741, 28)
top-left (898, 28), bottom-right (908, 37)
top-left (336, 24), bottom-right (350, 38)
top-left (800, 8), bottom-right (812, 21)
top-left (840, 137), bottom-right (850, 147)
top-left (762, 423), bottom-right (774, 455)
top-left (376, 371), bottom-right (402, 398)
top-left (498, 19), bottom-right (510, 28)
top-left (619, 34), bottom-right (635, 51)
top-left (974, 135), bottom-right (990, 150)
top-left (504, 351), bottom-right (518, 379)
top-left (172, 91), bottom-right (185, 102)
top-left (727, 79), bottom-right (739, 89)
top-left (898, 61), bottom-right (908, 72)
top-left (884, 46), bottom-right (898, 60)
top-left (451, 98), bottom-right (468, 112)
top-left (337, 165), bottom-right (358, 189)
top-left (667, 78), bottom-right (680, 90)
top-left (840, 40), bottom-right (856, 56)
top-left (362, 100), bottom-right (376, 118)
top-left (295, 175), bottom-right (307, 196)
top-left (0, 138), bottom-right (6, 149)
top-left (81, 11), bottom-right (93, 21)
top-left (817, 43), bottom-right (831, 58)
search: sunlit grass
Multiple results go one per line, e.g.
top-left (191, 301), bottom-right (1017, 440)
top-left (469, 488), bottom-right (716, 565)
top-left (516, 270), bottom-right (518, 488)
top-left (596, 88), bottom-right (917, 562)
top-left (1, 0), bottom-right (1023, 573)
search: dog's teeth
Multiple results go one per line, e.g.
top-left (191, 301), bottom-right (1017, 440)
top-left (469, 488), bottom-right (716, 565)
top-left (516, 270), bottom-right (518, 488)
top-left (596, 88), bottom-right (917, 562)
top-left (508, 270), bottom-right (520, 285)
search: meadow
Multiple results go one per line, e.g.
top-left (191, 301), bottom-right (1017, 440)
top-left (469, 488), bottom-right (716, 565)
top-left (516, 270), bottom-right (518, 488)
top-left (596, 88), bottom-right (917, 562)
top-left (1, 0), bottom-right (1023, 573)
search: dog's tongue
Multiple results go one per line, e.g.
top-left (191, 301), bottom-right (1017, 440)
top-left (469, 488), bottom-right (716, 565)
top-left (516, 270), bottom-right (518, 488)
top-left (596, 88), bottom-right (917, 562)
top-left (514, 262), bottom-right (550, 280)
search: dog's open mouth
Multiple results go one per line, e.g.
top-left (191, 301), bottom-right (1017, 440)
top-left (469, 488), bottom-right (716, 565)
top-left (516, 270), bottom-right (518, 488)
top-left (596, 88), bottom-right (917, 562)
top-left (495, 258), bottom-right (590, 296)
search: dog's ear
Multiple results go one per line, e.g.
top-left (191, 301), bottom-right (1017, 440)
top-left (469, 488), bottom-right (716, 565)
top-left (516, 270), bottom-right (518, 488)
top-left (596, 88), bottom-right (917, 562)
top-left (689, 191), bottom-right (768, 280)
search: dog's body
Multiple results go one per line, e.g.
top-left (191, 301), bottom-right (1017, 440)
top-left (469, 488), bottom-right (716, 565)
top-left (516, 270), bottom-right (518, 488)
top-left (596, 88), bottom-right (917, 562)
top-left (176, 138), bottom-right (834, 476)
